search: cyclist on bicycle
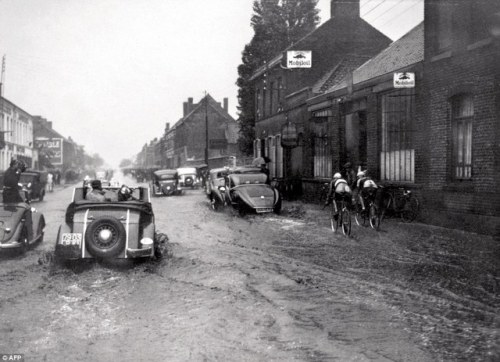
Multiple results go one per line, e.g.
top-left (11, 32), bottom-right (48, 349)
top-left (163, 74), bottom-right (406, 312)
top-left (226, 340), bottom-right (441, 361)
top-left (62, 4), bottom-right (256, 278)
top-left (356, 170), bottom-right (378, 211)
top-left (325, 172), bottom-right (352, 217)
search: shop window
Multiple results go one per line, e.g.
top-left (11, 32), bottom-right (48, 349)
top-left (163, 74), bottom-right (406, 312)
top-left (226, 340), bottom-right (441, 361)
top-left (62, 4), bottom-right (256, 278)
top-left (451, 94), bottom-right (473, 180)
top-left (312, 112), bottom-right (331, 178)
top-left (380, 89), bottom-right (415, 182)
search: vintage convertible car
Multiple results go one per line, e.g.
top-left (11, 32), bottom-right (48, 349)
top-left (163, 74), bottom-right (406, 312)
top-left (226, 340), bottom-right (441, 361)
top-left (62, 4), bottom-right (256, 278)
top-left (206, 167), bottom-right (229, 210)
top-left (55, 185), bottom-right (165, 261)
top-left (19, 170), bottom-right (47, 202)
top-left (224, 167), bottom-right (281, 215)
top-left (176, 167), bottom-right (199, 189)
top-left (151, 169), bottom-right (180, 196)
top-left (0, 189), bottom-right (45, 253)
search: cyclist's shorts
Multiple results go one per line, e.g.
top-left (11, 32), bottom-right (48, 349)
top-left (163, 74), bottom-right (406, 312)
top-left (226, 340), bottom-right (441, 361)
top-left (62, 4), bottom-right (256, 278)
top-left (335, 191), bottom-right (352, 202)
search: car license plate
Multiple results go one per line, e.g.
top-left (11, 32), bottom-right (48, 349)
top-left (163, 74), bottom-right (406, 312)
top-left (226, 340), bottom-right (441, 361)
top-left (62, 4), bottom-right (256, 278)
top-left (61, 233), bottom-right (82, 246)
top-left (256, 208), bottom-right (273, 213)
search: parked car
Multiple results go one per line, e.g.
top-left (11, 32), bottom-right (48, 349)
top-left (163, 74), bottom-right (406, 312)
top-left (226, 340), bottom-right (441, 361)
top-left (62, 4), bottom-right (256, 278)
top-left (19, 170), bottom-right (47, 202)
top-left (55, 185), bottom-right (166, 261)
top-left (206, 167), bottom-right (229, 210)
top-left (177, 167), bottom-right (199, 189)
top-left (224, 167), bottom-right (281, 215)
top-left (0, 187), bottom-right (45, 254)
top-left (150, 169), bottom-right (180, 196)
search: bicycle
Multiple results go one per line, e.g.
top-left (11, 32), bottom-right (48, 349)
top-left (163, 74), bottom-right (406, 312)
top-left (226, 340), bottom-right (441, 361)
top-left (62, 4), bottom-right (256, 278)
top-left (317, 181), bottom-right (330, 206)
top-left (380, 185), bottom-right (419, 223)
top-left (354, 193), bottom-right (381, 230)
top-left (326, 194), bottom-right (351, 236)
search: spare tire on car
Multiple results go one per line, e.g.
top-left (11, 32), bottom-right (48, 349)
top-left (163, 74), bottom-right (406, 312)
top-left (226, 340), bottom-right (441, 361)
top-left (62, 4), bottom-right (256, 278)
top-left (85, 216), bottom-right (126, 258)
top-left (184, 176), bottom-right (194, 187)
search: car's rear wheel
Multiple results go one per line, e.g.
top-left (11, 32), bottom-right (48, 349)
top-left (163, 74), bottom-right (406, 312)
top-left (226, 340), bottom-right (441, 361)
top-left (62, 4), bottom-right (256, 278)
top-left (85, 216), bottom-right (126, 258)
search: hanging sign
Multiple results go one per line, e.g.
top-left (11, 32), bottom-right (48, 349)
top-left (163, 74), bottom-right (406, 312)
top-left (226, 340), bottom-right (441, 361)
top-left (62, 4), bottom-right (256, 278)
top-left (394, 72), bottom-right (415, 88)
top-left (287, 51), bottom-right (312, 68)
top-left (281, 122), bottom-right (299, 148)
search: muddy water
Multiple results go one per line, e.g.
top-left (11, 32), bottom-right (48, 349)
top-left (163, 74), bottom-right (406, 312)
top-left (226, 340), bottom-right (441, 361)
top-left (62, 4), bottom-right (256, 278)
top-left (0, 181), bottom-right (498, 361)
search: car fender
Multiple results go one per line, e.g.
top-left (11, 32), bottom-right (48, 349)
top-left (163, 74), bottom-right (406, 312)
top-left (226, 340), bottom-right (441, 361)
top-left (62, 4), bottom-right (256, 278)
top-left (31, 212), bottom-right (45, 242)
top-left (273, 188), bottom-right (280, 206)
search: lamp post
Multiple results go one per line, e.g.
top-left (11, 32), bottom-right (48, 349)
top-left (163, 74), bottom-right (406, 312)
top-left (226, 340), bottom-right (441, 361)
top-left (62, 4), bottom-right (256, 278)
top-left (204, 92), bottom-right (209, 166)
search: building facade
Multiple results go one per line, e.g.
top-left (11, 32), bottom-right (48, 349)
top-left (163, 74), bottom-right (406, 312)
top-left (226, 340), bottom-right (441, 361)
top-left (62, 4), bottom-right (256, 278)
top-left (251, 0), bottom-right (391, 189)
top-left (0, 97), bottom-right (35, 170)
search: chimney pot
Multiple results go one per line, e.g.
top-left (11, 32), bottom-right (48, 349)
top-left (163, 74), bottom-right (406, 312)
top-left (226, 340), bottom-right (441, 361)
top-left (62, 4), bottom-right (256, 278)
top-left (223, 98), bottom-right (228, 112)
top-left (331, 0), bottom-right (359, 19)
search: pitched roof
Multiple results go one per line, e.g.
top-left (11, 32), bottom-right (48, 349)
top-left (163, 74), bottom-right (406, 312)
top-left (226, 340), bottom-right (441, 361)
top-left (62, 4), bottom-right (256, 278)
top-left (312, 55), bottom-right (372, 94)
top-left (353, 22), bottom-right (424, 85)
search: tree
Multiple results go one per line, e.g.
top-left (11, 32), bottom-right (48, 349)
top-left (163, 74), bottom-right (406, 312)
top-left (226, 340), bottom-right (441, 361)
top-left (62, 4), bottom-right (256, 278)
top-left (119, 158), bottom-right (133, 168)
top-left (236, 0), bottom-right (320, 155)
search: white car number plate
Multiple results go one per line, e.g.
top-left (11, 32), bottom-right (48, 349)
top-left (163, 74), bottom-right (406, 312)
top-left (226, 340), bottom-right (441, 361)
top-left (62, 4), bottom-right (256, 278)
top-left (61, 233), bottom-right (82, 246)
top-left (256, 208), bottom-right (273, 213)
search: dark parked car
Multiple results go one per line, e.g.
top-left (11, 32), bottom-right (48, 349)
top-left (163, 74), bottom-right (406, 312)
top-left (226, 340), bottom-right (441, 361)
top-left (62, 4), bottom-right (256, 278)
top-left (151, 169), bottom-right (180, 196)
top-left (206, 167), bottom-right (229, 210)
top-left (19, 170), bottom-right (47, 202)
top-left (0, 188), bottom-right (45, 253)
top-left (55, 185), bottom-right (166, 261)
top-left (224, 167), bottom-right (281, 215)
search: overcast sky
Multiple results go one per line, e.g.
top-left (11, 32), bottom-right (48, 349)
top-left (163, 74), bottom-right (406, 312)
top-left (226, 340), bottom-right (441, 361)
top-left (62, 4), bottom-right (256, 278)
top-left (0, 0), bottom-right (423, 168)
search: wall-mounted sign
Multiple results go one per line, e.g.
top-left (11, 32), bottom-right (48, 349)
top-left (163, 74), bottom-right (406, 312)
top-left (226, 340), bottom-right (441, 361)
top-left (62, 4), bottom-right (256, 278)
top-left (281, 122), bottom-right (299, 148)
top-left (35, 137), bottom-right (63, 165)
top-left (287, 51), bottom-right (312, 68)
top-left (394, 72), bottom-right (415, 88)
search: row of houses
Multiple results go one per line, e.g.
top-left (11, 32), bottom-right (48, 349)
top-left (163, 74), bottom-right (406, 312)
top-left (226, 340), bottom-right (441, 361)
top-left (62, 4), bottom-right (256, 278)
top-left (0, 96), bottom-right (86, 174)
top-left (250, 0), bottom-right (500, 234)
top-left (136, 94), bottom-right (242, 169)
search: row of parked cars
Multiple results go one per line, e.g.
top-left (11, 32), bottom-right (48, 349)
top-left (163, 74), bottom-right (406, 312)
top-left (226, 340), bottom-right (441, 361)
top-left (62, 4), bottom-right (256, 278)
top-left (206, 166), bottom-right (281, 215)
top-left (150, 167), bottom-right (200, 196)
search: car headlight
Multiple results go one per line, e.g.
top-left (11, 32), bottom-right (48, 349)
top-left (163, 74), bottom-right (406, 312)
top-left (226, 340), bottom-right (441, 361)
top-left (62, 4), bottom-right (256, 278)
top-left (28, 182), bottom-right (32, 188)
top-left (166, 186), bottom-right (171, 190)
top-left (218, 186), bottom-right (226, 191)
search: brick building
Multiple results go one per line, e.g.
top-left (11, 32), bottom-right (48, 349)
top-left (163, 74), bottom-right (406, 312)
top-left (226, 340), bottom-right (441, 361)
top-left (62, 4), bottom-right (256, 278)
top-left (166, 94), bottom-right (239, 168)
top-left (417, 0), bottom-right (500, 233)
top-left (251, 0), bottom-right (391, 185)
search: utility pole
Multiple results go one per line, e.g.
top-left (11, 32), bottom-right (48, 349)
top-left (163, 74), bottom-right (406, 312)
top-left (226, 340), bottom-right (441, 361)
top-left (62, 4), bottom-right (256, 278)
top-left (204, 91), bottom-right (209, 166)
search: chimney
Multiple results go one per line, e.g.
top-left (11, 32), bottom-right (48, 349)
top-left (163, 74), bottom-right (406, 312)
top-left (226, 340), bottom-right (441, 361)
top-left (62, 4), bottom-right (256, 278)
top-left (331, 0), bottom-right (359, 19)
top-left (165, 122), bottom-right (170, 131)
top-left (47, 121), bottom-right (52, 129)
top-left (183, 102), bottom-right (188, 116)
top-left (223, 97), bottom-right (228, 112)
top-left (188, 97), bottom-right (193, 113)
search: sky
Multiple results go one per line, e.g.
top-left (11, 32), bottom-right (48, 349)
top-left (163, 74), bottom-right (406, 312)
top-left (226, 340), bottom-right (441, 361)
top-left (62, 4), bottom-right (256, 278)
top-left (0, 0), bottom-right (423, 168)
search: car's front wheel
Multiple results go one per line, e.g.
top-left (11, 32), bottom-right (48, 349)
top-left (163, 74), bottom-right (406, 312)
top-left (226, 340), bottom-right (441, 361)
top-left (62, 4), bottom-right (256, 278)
top-left (85, 216), bottom-right (126, 258)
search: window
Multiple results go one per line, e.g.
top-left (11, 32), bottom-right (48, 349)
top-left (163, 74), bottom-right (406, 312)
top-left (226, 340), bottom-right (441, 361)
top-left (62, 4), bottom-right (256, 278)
top-left (452, 94), bottom-right (473, 179)
top-left (380, 89), bottom-right (415, 182)
top-left (277, 77), bottom-right (283, 109)
top-left (270, 81), bottom-right (275, 114)
top-left (467, 2), bottom-right (490, 43)
top-left (436, 2), bottom-right (453, 52)
top-left (256, 88), bottom-right (261, 120)
top-left (262, 87), bottom-right (267, 118)
top-left (268, 136), bottom-right (275, 178)
top-left (312, 110), bottom-right (332, 178)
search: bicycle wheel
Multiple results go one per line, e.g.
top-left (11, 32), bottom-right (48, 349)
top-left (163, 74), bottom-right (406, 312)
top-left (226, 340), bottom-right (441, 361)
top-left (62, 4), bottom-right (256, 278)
top-left (354, 202), bottom-right (367, 226)
top-left (341, 206), bottom-right (351, 236)
top-left (401, 196), bottom-right (419, 222)
top-left (369, 203), bottom-right (380, 230)
top-left (330, 203), bottom-right (339, 232)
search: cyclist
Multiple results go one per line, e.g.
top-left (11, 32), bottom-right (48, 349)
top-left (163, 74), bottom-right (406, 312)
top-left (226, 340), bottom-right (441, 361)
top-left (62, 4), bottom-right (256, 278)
top-left (356, 170), bottom-right (378, 212)
top-left (325, 172), bottom-right (352, 217)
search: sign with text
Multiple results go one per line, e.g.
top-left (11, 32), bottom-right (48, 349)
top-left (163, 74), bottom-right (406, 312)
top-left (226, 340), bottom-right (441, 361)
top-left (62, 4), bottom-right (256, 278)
top-left (35, 137), bottom-right (63, 165)
top-left (287, 51), bottom-right (312, 68)
top-left (394, 72), bottom-right (415, 88)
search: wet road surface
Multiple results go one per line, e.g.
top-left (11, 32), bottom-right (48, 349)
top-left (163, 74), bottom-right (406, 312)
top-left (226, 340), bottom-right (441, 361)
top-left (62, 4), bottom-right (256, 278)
top-left (0, 180), bottom-right (498, 361)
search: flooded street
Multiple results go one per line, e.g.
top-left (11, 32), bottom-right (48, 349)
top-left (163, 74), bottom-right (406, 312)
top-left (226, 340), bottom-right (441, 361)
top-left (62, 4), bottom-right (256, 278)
top-left (0, 182), bottom-right (498, 361)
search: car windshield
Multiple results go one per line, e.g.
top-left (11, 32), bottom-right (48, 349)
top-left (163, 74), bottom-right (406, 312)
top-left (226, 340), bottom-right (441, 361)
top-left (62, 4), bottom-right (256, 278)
top-left (230, 173), bottom-right (267, 186)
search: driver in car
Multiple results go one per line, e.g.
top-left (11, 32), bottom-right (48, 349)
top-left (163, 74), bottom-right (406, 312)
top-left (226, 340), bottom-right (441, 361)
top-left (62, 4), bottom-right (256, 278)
top-left (118, 185), bottom-right (134, 201)
top-left (86, 180), bottom-right (107, 201)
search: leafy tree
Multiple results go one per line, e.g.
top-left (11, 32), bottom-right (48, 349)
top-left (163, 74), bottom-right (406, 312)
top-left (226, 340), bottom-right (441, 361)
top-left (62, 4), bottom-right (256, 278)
top-left (237, 0), bottom-right (320, 155)
top-left (119, 158), bottom-right (133, 168)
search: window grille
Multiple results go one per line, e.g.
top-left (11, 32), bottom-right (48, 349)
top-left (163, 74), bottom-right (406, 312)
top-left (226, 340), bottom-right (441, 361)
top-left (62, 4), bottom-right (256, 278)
top-left (452, 94), bottom-right (473, 179)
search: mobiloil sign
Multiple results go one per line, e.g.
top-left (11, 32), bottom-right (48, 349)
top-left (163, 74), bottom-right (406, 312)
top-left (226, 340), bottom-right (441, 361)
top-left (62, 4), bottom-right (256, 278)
top-left (287, 51), bottom-right (312, 68)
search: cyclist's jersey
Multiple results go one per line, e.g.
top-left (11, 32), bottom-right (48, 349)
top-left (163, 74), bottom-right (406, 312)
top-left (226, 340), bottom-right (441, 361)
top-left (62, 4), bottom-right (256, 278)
top-left (334, 178), bottom-right (352, 195)
top-left (357, 177), bottom-right (377, 189)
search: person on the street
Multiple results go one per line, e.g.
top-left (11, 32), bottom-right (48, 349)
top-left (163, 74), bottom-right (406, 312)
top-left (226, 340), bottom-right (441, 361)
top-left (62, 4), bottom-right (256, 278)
top-left (47, 172), bottom-right (54, 192)
top-left (3, 160), bottom-right (26, 203)
top-left (342, 162), bottom-right (357, 190)
top-left (325, 172), bottom-right (352, 216)
top-left (356, 170), bottom-right (378, 211)
top-left (86, 180), bottom-right (107, 202)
